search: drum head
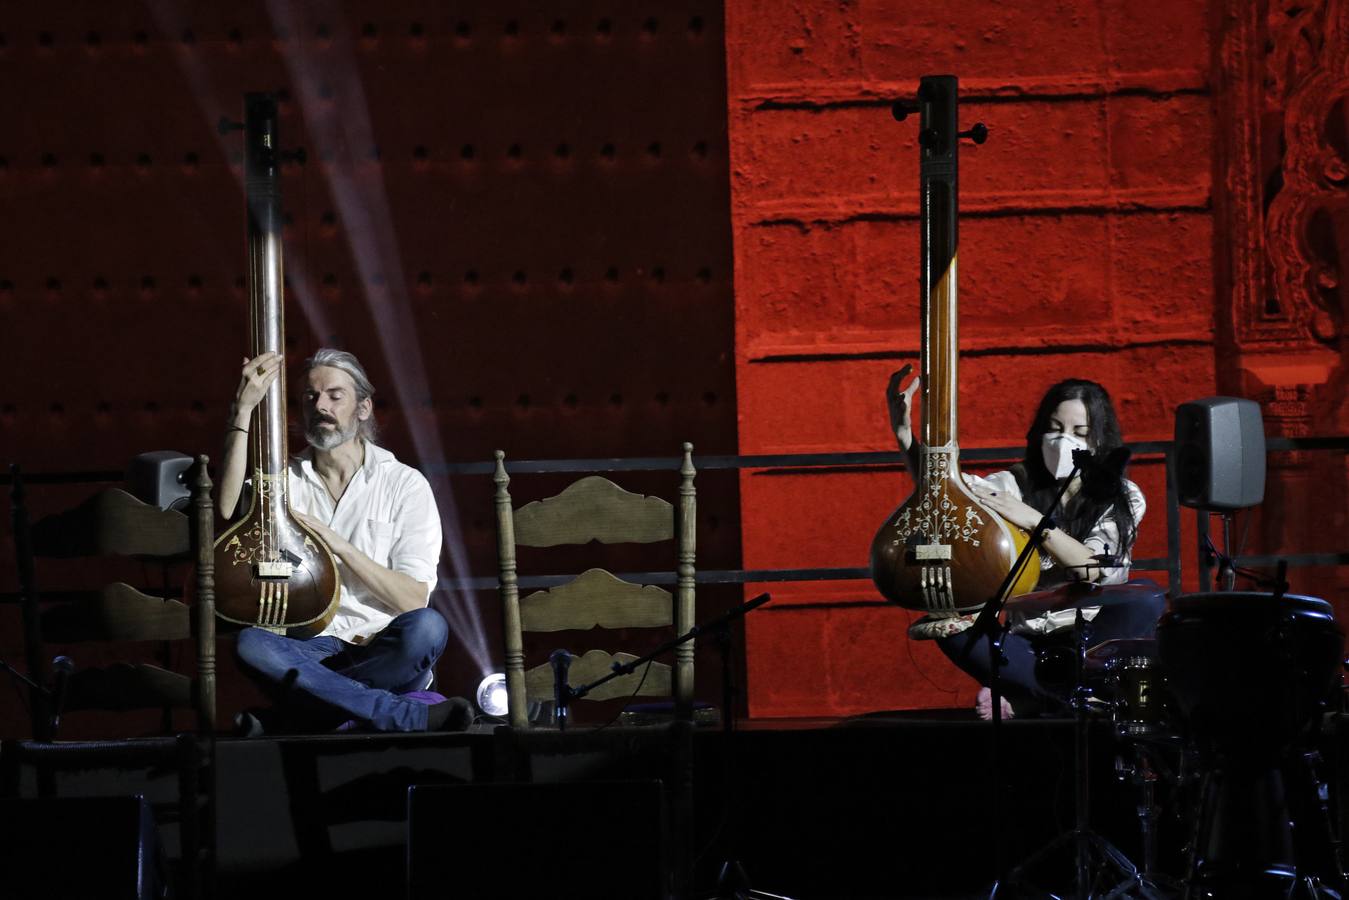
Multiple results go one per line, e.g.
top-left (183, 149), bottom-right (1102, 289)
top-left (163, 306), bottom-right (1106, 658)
top-left (1167, 591), bottom-right (1334, 619)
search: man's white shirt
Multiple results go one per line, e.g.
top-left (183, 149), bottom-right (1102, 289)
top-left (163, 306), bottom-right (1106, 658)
top-left (286, 442), bottom-right (442, 643)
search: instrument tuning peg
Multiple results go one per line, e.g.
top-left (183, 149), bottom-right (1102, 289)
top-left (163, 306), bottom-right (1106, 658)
top-left (280, 148), bottom-right (308, 166)
top-left (891, 99), bottom-right (920, 122)
top-left (218, 117), bottom-right (245, 136)
top-left (959, 123), bottom-right (989, 145)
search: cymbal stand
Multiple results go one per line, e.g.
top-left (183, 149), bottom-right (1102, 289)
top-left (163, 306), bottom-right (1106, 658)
top-left (1114, 739), bottom-right (1184, 897)
top-left (994, 607), bottom-right (1164, 900)
top-left (1118, 746), bottom-right (1162, 885)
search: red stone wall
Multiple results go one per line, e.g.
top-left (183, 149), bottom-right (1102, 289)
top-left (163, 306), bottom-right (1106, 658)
top-left (725, 1), bottom-right (1222, 717)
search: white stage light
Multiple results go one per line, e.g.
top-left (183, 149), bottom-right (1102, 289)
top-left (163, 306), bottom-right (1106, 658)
top-left (476, 673), bottom-right (508, 717)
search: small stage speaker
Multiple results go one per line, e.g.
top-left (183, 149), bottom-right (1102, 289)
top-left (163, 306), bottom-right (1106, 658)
top-left (0, 795), bottom-right (163, 899)
top-left (125, 450), bottom-right (193, 511)
top-left (1174, 397), bottom-right (1266, 511)
top-left (407, 780), bottom-right (667, 900)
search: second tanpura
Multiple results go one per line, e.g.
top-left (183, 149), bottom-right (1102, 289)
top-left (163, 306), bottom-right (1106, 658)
top-left (869, 76), bottom-right (1040, 616)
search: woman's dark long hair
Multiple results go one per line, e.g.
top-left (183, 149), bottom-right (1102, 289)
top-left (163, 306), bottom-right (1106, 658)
top-left (1008, 379), bottom-right (1137, 555)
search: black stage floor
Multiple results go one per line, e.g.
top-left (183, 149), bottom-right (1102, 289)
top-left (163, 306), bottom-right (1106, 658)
top-left (5, 712), bottom-right (1346, 899)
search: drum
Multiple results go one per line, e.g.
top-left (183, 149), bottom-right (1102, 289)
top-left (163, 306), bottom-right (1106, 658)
top-left (1157, 591), bottom-right (1342, 758)
top-left (1106, 654), bottom-right (1168, 737)
top-left (1157, 591), bottom-right (1344, 896)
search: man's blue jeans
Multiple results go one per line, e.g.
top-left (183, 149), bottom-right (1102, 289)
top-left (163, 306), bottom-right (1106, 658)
top-left (236, 607), bottom-right (449, 732)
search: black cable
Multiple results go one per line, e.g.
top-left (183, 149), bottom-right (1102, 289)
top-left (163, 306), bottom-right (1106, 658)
top-left (9, 670), bottom-right (31, 719)
top-left (903, 609), bottom-right (962, 699)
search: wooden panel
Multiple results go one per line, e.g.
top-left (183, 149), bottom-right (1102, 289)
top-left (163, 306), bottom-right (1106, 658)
top-left (524, 650), bottom-right (671, 702)
top-left (100, 584), bottom-right (191, 641)
top-left (521, 568), bottom-right (672, 633)
top-left (41, 584), bottom-right (190, 643)
top-left (513, 476), bottom-right (673, 547)
top-left (30, 489), bottom-right (189, 559)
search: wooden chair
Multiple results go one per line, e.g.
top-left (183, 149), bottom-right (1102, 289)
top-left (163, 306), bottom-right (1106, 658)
top-left (493, 444), bottom-right (697, 728)
top-left (3, 458), bottom-right (217, 899)
top-left (491, 445), bottom-right (699, 898)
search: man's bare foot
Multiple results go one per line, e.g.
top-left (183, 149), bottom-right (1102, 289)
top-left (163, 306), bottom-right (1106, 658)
top-left (975, 687), bottom-right (1015, 721)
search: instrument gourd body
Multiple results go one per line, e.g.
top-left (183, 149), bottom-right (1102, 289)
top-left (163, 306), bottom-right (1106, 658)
top-left (869, 76), bottom-right (1041, 615)
top-left (213, 94), bottom-right (340, 636)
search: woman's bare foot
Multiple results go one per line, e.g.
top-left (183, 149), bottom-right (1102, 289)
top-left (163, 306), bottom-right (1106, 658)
top-left (975, 687), bottom-right (1015, 721)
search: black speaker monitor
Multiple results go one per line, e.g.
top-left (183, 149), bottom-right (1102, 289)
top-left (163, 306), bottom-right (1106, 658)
top-left (126, 451), bottom-right (193, 511)
top-left (1174, 397), bottom-right (1266, 511)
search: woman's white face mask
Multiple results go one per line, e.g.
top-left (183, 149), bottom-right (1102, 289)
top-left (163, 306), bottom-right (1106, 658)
top-left (1041, 432), bottom-right (1090, 479)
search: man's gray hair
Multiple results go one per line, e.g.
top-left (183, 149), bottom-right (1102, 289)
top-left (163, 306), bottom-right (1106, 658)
top-left (305, 348), bottom-right (378, 442)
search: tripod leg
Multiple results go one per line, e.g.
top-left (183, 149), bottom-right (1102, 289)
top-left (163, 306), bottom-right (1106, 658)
top-left (1289, 749), bottom-right (1349, 893)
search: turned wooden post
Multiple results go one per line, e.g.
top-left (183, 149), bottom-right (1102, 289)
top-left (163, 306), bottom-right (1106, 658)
top-left (192, 456), bottom-right (216, 732)
top-left (674, 443), bottom-right (696, 720)
top-left (494, 452), bottom-right (527, 728)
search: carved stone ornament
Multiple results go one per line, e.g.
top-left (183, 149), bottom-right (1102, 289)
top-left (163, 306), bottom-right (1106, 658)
top-left (1263, 0), bottom-right (1349, 347)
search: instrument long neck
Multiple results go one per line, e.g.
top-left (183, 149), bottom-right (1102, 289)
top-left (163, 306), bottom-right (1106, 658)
top-left (920, 76), bottom-right (960, 449)
top-left (245, 94), bottom-right (289, 480)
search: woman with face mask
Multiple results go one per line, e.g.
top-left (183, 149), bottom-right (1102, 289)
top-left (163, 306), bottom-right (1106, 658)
top-left (888, 374), bottom-right (1161, 719)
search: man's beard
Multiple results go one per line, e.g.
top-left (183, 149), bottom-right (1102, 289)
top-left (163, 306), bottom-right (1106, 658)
top-left (305, 413), bottom-right (360, 451)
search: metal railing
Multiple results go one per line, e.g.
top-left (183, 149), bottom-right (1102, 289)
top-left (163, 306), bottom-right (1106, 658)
top-left (420, 436), bottom-right (1349, 601)
top-left (5, 437), bottom-right (1347, 603)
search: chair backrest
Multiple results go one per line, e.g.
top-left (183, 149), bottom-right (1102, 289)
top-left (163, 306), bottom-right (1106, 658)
top-left (10, 458), bottom-right (217, 736)
top-left (494, 445), bottom-right (696, 728)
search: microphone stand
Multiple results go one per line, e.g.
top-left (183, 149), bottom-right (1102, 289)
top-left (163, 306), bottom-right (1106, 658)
top-left (560, 592), bottom-right (772, 710)
top-left (970, 450), bottom-right (1159, 900)
top-left (0, 655), bottom-right (71, 742)
top-left (961, 456), bottom-right (1084, 889)
top-left (550, 594), bottom-right (785, 900)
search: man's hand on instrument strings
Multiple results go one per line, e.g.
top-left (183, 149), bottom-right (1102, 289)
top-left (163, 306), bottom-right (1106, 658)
top-left (968, 483), bottom-right (1041, 532)
top-left (233, 352), bottom-right (282, 422)
top-left (887, 364), bottom-right (920, 451)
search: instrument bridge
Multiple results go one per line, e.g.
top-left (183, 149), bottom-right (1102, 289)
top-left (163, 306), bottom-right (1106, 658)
top-left (253, 560), bottom-right (294, 579)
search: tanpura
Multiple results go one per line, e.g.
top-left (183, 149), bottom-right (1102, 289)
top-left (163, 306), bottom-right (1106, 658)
top-left (213, 94), bottom-right (340, 635)
top-left (870, 76), bottom-right (1040, 615)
